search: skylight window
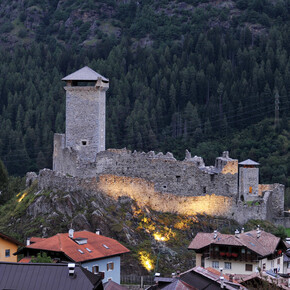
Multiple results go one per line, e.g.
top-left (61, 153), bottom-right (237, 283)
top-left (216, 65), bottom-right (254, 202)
top-left (86, 247), bottom-right (92, 253)
top-left (74, 238), bottom-right (88, 245)
top-left (78, 249), bottom-right (84, 254)
top-left (103, 244), bottom-right (109, 249)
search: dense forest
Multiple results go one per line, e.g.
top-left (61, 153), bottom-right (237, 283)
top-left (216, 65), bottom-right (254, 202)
top-left (0, 0), bottom-right (290, 204)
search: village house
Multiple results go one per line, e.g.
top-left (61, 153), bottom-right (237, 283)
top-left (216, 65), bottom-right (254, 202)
top-left (0, 262), bottom-right (104, 290)
top-left (188, 227), bottom-right (287, 275)
top-left (0, 231), bottom-right (23, 262)
top-left (16, 229), bottom-right (130, 283)
top-left (148, 266), bottom-right (246, 290)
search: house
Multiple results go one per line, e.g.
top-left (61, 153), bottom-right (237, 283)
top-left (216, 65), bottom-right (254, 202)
top-left (16, 230), bottom-right (130, 283)
top-left (0, 262), bottom-right (103, 290)
top-left (237, 271), bottom-right (290, 289)
top-left (148, 266), bottom-right (246, 290)
top-left (0, 231), bottom-right (23, 262)
top-left (188, 227), bottom-right (287, 275)
top-left (103, 280), bottom-right (128, 290)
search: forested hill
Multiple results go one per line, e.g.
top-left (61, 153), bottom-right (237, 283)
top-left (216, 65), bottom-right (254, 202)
top-left (0, 0), bottom-right (289, 190)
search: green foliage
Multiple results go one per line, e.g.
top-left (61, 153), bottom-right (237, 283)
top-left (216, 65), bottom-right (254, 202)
top-left (0, 159), bottom-right (8, 191)
top-left (31, 252), bottom-right (53, 263)
top-left (244, 219), bottom-right (287, 239)
top-left (0, 22), bottom-right (14, 33)
top-left (0, 0), bottom-right (289, 186)
top-left (273, 225), bottom-right (287, 240)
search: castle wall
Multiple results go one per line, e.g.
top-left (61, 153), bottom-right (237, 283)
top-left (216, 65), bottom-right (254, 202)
top-left (53, 133), bottom-right (79, 176)
top-left (79, 150), bottom-right (238, 197)
top-left (38, 169), bottom-right (284, 224)
top-left (38, 169), bottom-right (233, 217)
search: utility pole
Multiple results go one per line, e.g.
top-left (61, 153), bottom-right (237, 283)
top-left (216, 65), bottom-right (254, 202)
top-left (274, 90), bottom-right (280, 129)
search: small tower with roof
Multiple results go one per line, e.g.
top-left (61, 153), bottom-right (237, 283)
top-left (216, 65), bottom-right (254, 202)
top-left (238, 159), bottom-right (260, 201)
top-left (53, 66), bottom-right (109, 174)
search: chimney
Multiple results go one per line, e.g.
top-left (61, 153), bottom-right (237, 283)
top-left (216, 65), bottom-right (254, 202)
top-left (220, 276), bottom-right (224, 289)
top-left (68, 263), bottom-right (75, 276)
top-left (213, 230), bottom-right (218, 239)
top-left (96, 229), bottom-right (101, 235)
top-left (69, 229), bottom-right (74, 238)
top-left (26, 237), bottom-right (31, 246)
top-left (257, 225), bottom-right (261, 238)
top-left (229, 274), bottom-right (234, 282)
top-left (235, 229), bottom-right (240, 238)
top-left (222, 151), bottom-right (229, 158)
top-left (241, 227), bottom-right (244, 234)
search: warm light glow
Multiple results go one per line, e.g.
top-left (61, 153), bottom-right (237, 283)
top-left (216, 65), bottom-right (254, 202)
top-left (153, 232), bottom-right (166, 241)
top-left (139, 251), bottom-right (154, 271)
top-left (153, 228), bottom-right (175, 242)
top-left (98, 174), bottom-right (232, 216)
top-left (174, 221), bottom-right (189, 230)
top-left (18, 192), bottom-right (27, 202)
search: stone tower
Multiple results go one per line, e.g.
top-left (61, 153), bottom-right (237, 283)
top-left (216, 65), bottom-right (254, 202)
top-left (238, 159), bottom-right (259, 201)
top-left (53, 66), bottom-right (109, 174)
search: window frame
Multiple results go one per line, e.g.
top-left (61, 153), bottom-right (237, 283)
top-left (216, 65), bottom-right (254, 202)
top-left (212, 261), bottom-right (219, 269)
top-left (245, 264), bottom-right (253, 272)
top-left (107, 262), bottom-right (114, 271)
top-left (5, 249), bottom-right (10, 257)
top-left (224, 262), bottom-right (231, 270)
top-left (92, 265), bottom-right (99, 274)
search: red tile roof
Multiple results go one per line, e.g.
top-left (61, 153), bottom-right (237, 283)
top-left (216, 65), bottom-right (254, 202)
top-left (205, 267), bottom-right (239, 284)
top-left (26, 231), bottom-right (130, 262)
top-left (188, 230), bottom-right (281, 257)
top-left (18, 257), bottom-right (32, 263)
top-left (30, 237), bottom-right (46, 243)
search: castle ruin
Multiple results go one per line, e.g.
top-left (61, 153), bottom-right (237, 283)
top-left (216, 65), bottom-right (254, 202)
top-left (38, 67), bottom-right (285, 225)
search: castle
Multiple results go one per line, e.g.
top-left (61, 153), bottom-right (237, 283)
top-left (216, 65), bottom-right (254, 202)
top-left (38, 67), bottom-right (286, 225)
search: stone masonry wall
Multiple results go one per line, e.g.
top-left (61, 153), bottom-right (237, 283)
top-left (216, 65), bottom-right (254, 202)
top-left (65, 86), bottom-right (106, 160)
top-left (38, 167), bottom-right (284, 224)
top-left (53, 148), bottom-right (239, 197)
top-left (80, 150), bottom-right (238, 197)
top-left (50, 146), bottom-right (285, 224)
top-left (38, 169), bottom-right (233, 216)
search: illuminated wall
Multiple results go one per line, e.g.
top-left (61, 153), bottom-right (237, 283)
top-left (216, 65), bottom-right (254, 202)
top-left (221, 160), bottom-right (238, 175)
top-left (98, 175), bottom-right (232, 216)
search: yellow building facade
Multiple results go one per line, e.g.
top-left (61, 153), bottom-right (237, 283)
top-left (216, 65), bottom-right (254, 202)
top-left (0, 232), bottom-right (23, 262)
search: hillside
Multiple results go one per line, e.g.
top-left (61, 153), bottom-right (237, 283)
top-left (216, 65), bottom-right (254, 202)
top-left (0, 1), bottom-right (289, 193)
top-left (0, 179), bottom-right (285, 275)
top-left (0, 0), bottom-right (288, 47)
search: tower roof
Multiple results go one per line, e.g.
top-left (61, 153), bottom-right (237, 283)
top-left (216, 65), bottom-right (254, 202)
top-left (62, 66), bottom-right (108, 82)
top-left (239, 159), bottom-right (260, 166)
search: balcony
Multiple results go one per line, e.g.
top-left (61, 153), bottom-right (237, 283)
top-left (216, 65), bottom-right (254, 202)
top-left (204, 250), bottom-right (258, 262)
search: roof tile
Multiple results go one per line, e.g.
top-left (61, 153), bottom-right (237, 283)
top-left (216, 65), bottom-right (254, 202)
top-left (26, 231), bottom-right (129, 262)
top-left (188, 230), bottom-right (281, 257)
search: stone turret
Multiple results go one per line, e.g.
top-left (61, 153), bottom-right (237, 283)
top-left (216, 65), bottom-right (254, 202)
top-left (238, 159), bottom-right (260, 201)
top-left (53, 66), bottom-right (109, 173)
